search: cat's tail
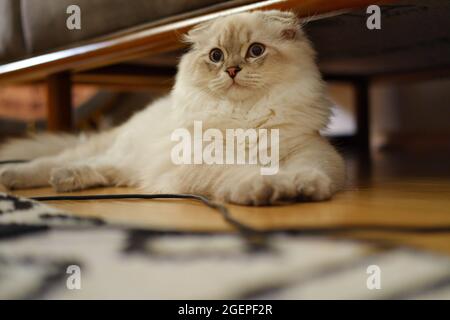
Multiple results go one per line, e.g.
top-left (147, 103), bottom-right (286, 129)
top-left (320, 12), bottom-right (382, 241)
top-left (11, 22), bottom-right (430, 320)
top-left (0, 133), bottom-right (87, 161)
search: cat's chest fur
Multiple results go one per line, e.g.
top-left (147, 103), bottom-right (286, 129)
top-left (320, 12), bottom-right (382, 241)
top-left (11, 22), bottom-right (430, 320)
top-left (173, 89), bottom-right (286, 131)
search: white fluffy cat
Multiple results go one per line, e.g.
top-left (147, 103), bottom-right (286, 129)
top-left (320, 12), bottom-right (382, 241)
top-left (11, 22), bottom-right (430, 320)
top-left (0, 10), bottom-right (345, 205)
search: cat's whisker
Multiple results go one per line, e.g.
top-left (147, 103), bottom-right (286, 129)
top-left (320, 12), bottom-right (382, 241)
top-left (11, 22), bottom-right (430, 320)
top-left (208, 78), bottom-right (230, 91)
top-left (238, 80), bottom-right (262, 86)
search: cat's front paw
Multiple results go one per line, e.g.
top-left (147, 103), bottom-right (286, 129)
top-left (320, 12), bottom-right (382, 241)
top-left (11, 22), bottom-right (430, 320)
top-left (50, 165), bottom-right (107, 192)
top-left (215, 169), bottom-right (334, 206)
top-left (215, 173), bottom-right (298, 206)
top-left (294, 169), bottom-right (333, 201)
top-left (50, 167), bottom-right (83, 192)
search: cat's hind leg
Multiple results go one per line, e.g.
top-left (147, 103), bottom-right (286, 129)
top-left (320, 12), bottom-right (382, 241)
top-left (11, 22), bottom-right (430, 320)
top-left (0, 159), bottom-right (119, 192)
top-left (0, 130), bottom-right (117, 190)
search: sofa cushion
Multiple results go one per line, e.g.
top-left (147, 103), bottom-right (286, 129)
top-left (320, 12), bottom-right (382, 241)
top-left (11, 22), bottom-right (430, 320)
top-left (21, 0), bottom-right (229, 56)
top-left (0, 0), bottom-right (27, 63)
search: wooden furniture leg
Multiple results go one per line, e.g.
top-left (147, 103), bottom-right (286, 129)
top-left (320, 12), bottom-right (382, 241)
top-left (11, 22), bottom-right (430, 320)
top-left (354, 77), bottom-right (370, 154)
top-left (353, 77), bottom-right (372, 181)
top-left (46, 72), bottom-right (73, 131)
top-left (324, 75), bottom-right (371, 153)
top-left (324, 74), bottom-right (372, 182)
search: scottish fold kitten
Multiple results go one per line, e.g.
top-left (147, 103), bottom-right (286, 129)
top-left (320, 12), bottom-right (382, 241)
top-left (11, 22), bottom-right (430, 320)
top-left (0, 10), bottom-right (345, 205)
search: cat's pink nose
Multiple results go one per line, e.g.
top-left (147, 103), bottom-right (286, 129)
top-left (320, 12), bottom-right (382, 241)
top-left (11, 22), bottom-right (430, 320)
top-left (225, 66), bottom-right (241, 79)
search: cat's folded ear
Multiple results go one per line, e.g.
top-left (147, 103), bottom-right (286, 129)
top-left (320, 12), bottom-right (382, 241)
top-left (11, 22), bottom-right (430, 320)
top-left (183, 20), bottom-right (214, 45)
top-left (260, 10), bottom-right (300, 40)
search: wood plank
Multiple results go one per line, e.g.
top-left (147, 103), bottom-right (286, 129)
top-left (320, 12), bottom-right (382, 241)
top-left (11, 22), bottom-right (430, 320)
top-left (46, 72), bottom-right (73, 131)
top-left (73, 64), bottom-right (175, 92)
top-left (12, 177), bottom-right (450, 254)
top-left (0, 0), bottom-right (394, 84)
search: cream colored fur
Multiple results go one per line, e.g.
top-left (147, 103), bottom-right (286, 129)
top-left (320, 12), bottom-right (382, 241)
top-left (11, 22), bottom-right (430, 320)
top-left (0, 10), bottom-right (345, 205)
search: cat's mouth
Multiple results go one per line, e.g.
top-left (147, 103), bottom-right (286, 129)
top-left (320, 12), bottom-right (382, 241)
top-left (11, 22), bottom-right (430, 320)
top-left (227, 80), bottom-right (245, 90)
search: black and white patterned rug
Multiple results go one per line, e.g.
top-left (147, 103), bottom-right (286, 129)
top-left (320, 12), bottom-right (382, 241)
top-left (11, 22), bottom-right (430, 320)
top-left (1, 192), bottom-right (450, 299)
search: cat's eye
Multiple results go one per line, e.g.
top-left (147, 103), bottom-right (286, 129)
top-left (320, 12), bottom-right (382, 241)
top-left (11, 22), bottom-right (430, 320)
top-left (209, 48), bottom-right (224, 63)
top-left (247, 43), bottom-right (265, 58)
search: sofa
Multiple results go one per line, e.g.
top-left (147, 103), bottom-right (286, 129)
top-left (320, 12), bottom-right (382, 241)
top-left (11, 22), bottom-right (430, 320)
top-left (0, 0), bottom-right (235, 63)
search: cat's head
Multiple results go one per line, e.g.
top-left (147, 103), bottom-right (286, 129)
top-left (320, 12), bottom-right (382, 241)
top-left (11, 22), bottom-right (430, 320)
top-left (176, 10), bottom-right (319, 102)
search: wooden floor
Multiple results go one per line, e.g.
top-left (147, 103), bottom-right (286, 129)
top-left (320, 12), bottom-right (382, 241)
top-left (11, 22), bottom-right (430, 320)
top-left (10, 150), bottom-right (450, 255)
